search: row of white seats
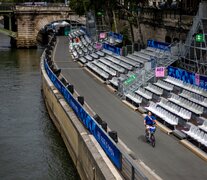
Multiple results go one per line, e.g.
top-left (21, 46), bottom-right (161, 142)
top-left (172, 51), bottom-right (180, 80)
top-left (198, 118), bottom-right (207, 133)
top-left (125, 92), bottom-right (143, 104)
top-left (85, 55), bottom-right (93, 61)
top-left (135, 87), bottom-right (153, 100)
top-left (184, 83), bottom-right (207, 97)
top-left (146, 47), bottom-right (171, 56)
top-left (84, 34), bottom-right (92, 44)
top-left (91, 53), bottom-right (100, 59)
top-left (109, 77), bottom-right (119, 87)
top-left (140, 49), bottom-right (157, 57)
top-left (111, 54), bottom-right (141, 68)
top-left (127, 54), bottom-right (148, 64)
top-left (154, 79), bottom-right (174, 91)
top-left (78, 51), bottom-right (105, 64)
top-left (86, 62), bottom-right (109, 79)
top-left (99, 58), bottom-right (125, 73)
top-left (146, 102), bottom-right (179, 125)
top-left (182, 123), bottom-right (207, 147)
top-left (68, 30), bottom-right (85, 39)
top-left (169, 93), bottom-right (204, 115)
top-left (133, 51), bottom-right (150, 61)
top-left (164, 76), bottom-right (183, 87)
top-left (180, 89), bottom-right (207, 107)
top-left (101, 48), bottom-right (142, 68)
top-left (93, 60), bottom-right (117, 76)
top-left (101, 49), bottom-right (113, 55)
top-left (79, 57), bottom-right (87, 64)
top-left (158, 98), bottom-right (192, 120)
top-left (105, 55), bottom-right (133, 71)
top-left (69, 38), bottom-right (94, 58)
top-left (109, 75), bottom-right (127, 87)
top-left (96, 51), bottom-right (105, 57)
top-left (145, 83), bottom-right (163, 96)
top-left (164, 76), bottom-right (207, 98)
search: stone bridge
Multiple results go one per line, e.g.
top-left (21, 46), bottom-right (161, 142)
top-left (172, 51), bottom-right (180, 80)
top-left (0, 4), bottom-right (85, 48)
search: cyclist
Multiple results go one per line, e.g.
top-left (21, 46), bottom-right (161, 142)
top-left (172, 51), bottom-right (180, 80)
top-left (144, 111), bottom-right (157, 138)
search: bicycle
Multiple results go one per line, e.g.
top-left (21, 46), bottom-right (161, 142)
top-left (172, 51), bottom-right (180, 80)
top-left (145, 125), bottom-right (156, 147)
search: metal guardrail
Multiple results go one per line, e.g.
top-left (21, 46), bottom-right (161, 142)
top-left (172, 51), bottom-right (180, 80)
top-left (0, 4), bottom-right (14, 12)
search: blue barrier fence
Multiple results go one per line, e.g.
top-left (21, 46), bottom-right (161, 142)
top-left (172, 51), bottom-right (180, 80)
top-left (44, 60), bottom-right (122, 169)
top-left (168, 66), bottom-right (207, 90)
top-left (147, 39), bottom-right (170, 51)
top-left (103, 43), bottom-right (122, 55)
top-left (108, 32), bottom-right (123, 42)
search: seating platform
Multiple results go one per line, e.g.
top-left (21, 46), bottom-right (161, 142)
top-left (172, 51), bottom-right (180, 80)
top-left (182, 123), bottom-right (207, 147)
top-left (145, 83), bottom-right (163, 96)
top-left (93, 60), bottom-right (117, 77)
top-left (146, 102), bottom-right (179, 126)
top-left (154, 79), bottom-right (174, 91)
top-left (105, 55), bottom-right (133, 71)
top-left (180, 89), bottom-right (207, 107)
top-left (86, 62), bottom-right (110, 80)
top-left (133, 51), bottom-right (151, 61)
top-left (198, 117), bottom-right (207, 133)
top-left (168, 93), bottom-right (204, 115)
top-left (164, 76), bottom-right (207, 98)
top-left (135, 87), bottom-right (153, 100)
top-left (158, 98), bottom-right (192, 120)
top-left (125, 92), bottom-right (143, 105)
top-left (110, 54), bottom-right (141, 68)
top-left (109, 77), bottom-right (119, 87)
top-left (99, 58), bottom-right (125, 73)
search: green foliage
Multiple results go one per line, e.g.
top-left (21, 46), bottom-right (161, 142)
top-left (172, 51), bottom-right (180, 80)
top-left (69, 0), bottom-right (90, 16)
top-left (120, 26), bottom-right (130, 46)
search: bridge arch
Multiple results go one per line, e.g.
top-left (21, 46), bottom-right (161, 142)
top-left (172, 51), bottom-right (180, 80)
top-left (35, 15), bottom-right (85, 34)
top-left (17, 14), bottom-right (85, 48)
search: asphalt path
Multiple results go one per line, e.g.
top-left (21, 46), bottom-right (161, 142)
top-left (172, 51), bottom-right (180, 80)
top-left (54, 36), bottom-right (207, 180)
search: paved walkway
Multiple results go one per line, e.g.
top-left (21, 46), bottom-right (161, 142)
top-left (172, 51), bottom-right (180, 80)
top-left (54, 36), bottom-right (207, 180)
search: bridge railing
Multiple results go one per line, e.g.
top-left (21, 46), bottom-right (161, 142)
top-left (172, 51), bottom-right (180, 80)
top-left (0, 3), bottom-right (14, 11)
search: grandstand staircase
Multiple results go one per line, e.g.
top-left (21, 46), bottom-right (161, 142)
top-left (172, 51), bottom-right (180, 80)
top-left (125, 52), bottom-right (178, 94)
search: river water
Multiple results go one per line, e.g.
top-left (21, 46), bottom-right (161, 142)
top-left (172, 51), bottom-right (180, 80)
top-left (0, 34), bottom-right (80, 180)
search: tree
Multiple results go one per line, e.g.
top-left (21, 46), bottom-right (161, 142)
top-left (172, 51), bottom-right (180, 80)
top-left (69, 0), bottom-right (90, 16)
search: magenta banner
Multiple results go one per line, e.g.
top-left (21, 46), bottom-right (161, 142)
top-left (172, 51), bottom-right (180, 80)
top-left (195, 73), bottom-right (200, 85)
top-left (95, 43), bottom-right (102, 50)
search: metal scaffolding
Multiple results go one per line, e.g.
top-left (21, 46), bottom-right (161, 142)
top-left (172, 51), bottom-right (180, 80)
top-left (180, 1), bottom-right (207, 75)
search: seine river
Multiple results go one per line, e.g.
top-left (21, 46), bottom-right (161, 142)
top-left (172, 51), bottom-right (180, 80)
top-left (0, 34), bottom-right (80, 180)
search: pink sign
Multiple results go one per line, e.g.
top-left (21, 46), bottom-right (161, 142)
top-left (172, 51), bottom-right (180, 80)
top-left (195, 73), bottom-right (200, 85)
top-left (155, 67), bottom-right (165, 77)
top-left (95, 43), bottom-right (102, 50)
top-left (99, 32), bottom-right (106, 39)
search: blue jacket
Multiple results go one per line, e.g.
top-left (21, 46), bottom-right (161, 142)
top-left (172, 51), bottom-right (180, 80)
top-left (144, 115), bottom-right (156, 125)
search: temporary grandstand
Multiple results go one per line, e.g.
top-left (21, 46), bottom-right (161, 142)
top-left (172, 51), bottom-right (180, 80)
top-left (67, 1), bottom-right (207, 153)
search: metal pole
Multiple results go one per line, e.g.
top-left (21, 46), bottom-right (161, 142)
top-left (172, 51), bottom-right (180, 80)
top-left (131, 165), bottom-right (135, 180)
top-left (112, 10), bottom-right (118, 33)
top-left (9, 13), bottom-right (12, 31)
